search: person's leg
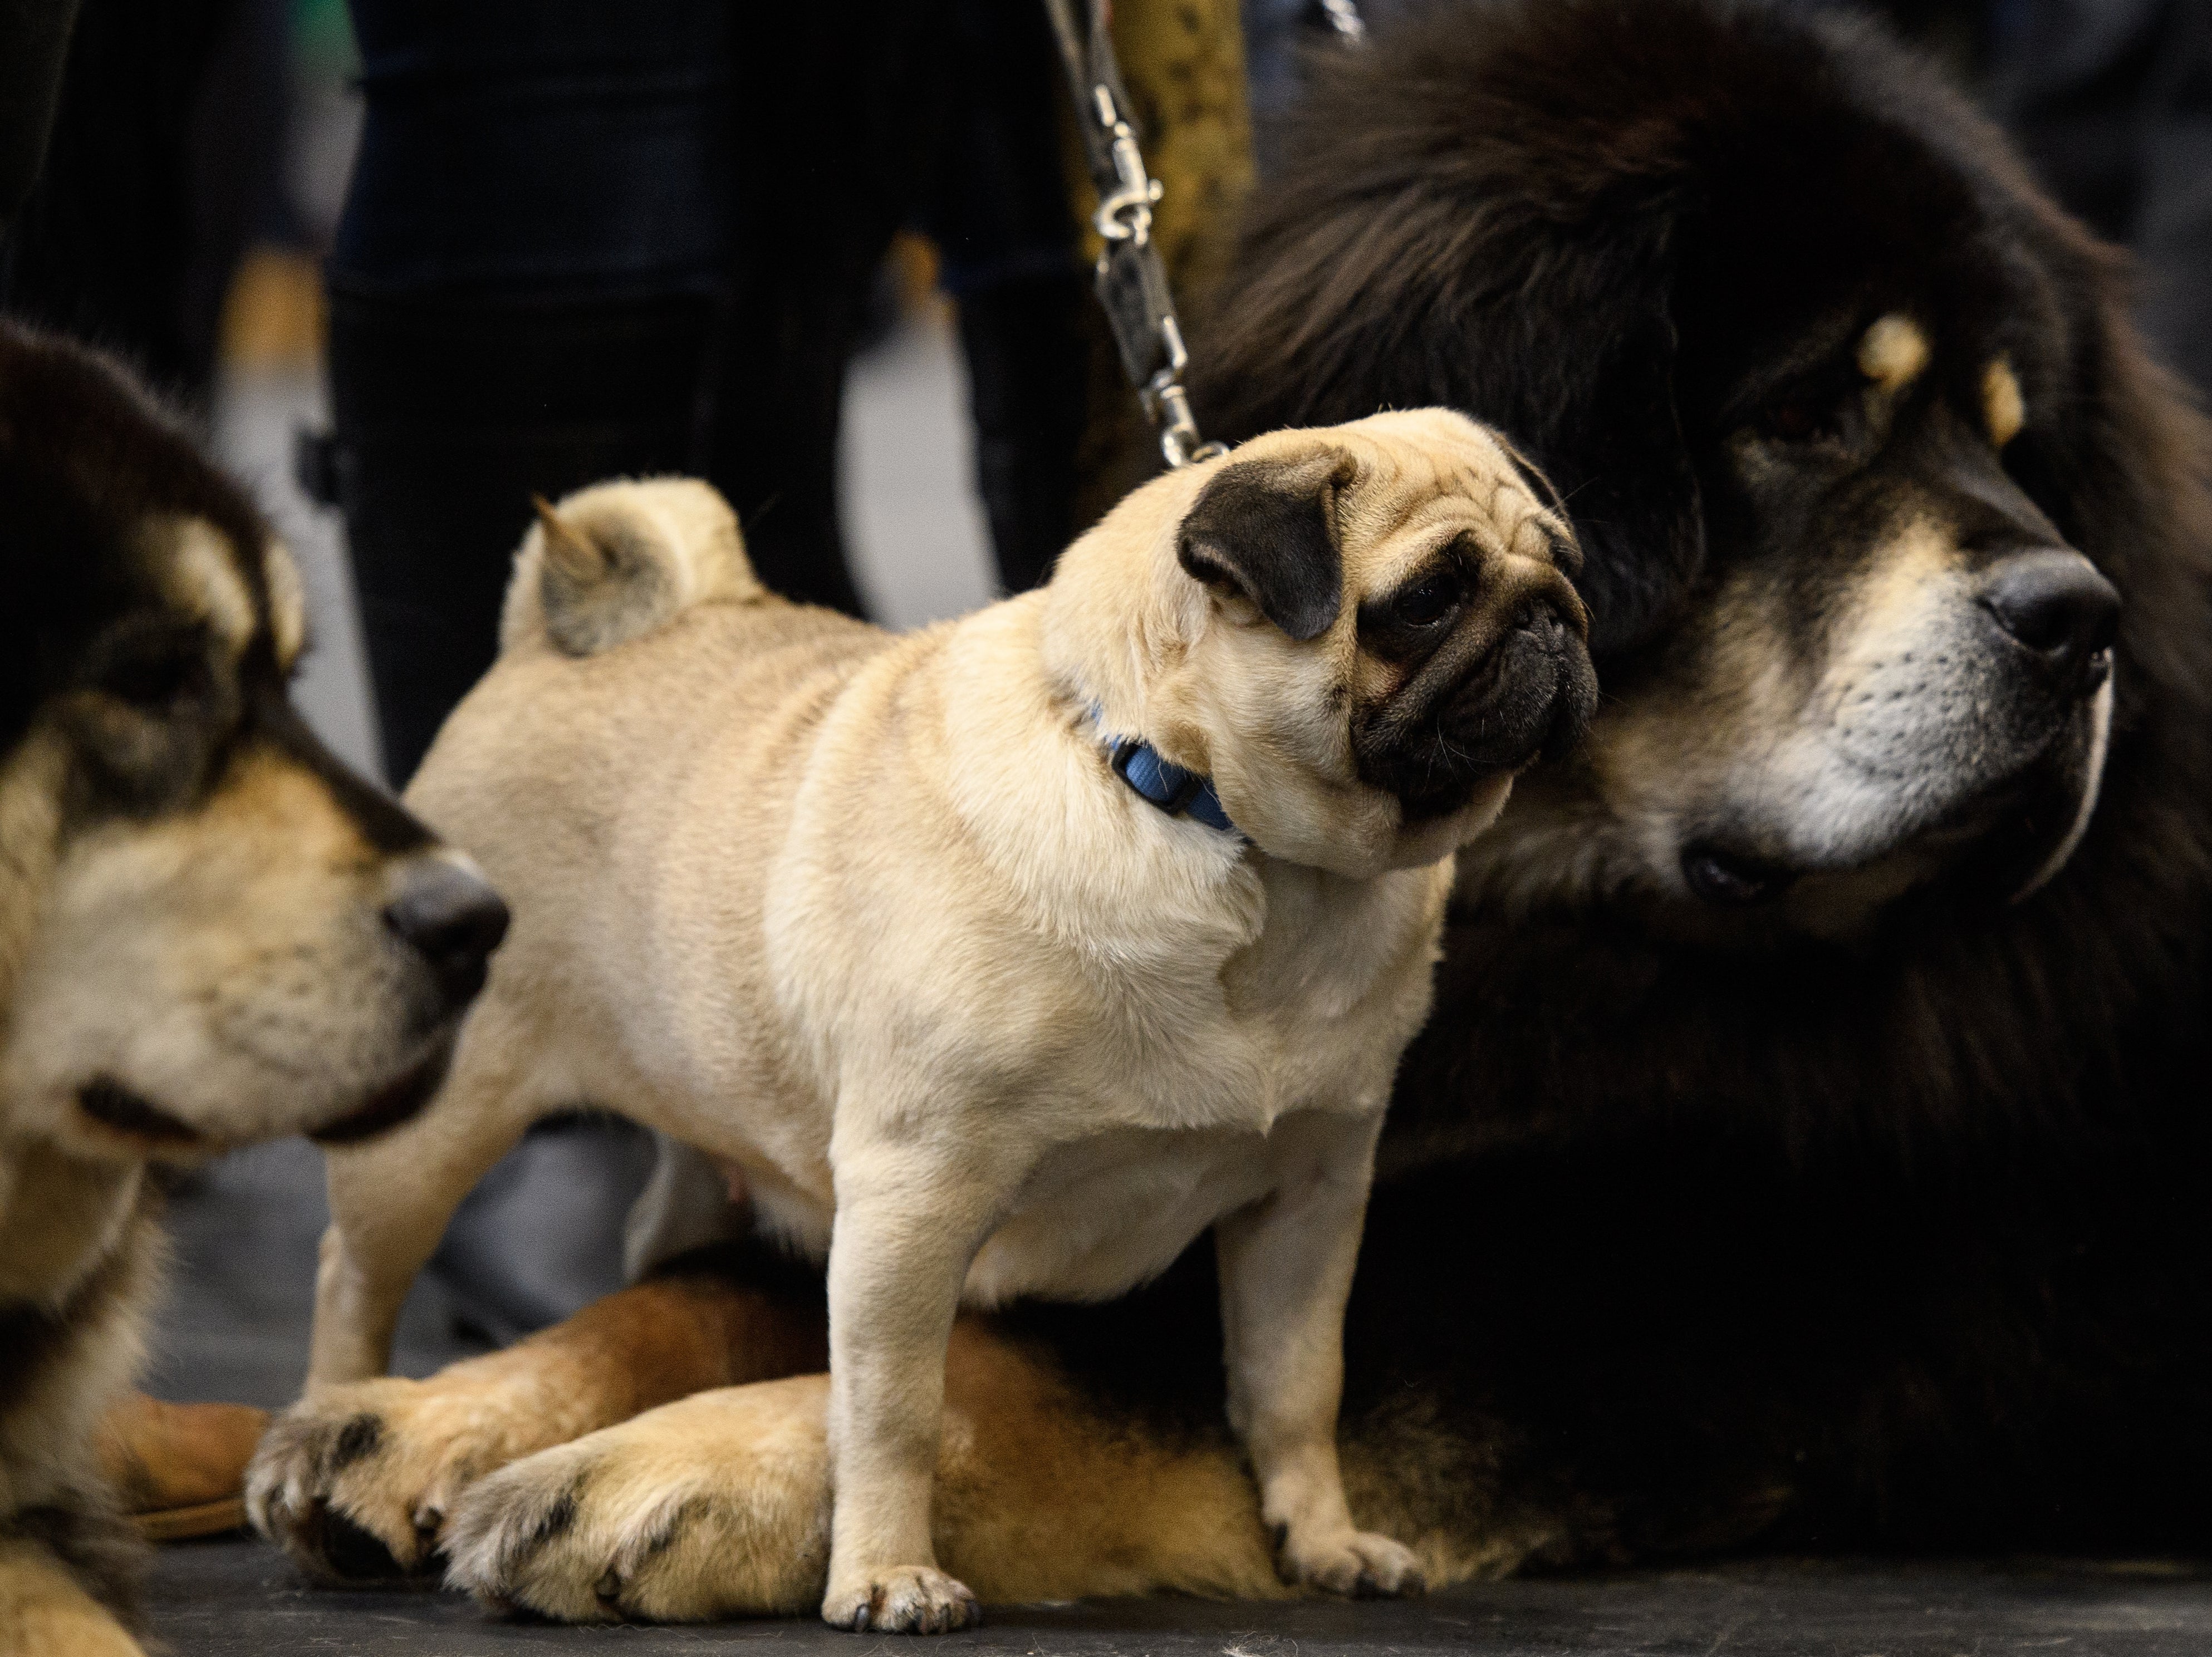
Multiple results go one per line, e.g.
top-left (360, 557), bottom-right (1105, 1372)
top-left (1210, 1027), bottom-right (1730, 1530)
top-left (325, 1), bottom-right (741, 1348)
top-left (953, 273), bottom-right (1090, 594)
top-left (324, 284), bottom-right (723, 781)
top-left (0, 0), bottom-right (277, 410)
top-left (924, 0), bottom-right (1090, 596)
top-left (698, 3), bottom-right (960, 617)
top-left (331, 0), bottom-right (742, 784)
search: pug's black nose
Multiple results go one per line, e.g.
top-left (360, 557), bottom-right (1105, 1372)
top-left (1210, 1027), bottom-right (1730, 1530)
top-left (384, 857), bottom-right (508, 1009)
top-left (1981, 550), bottom-right (2118, 694)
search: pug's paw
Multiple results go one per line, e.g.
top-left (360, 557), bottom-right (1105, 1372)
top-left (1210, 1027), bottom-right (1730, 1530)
top-left (1274, 1523), bottom-right (1426, 1598)
top-left (822, 1565), bottom-right (982, 1635)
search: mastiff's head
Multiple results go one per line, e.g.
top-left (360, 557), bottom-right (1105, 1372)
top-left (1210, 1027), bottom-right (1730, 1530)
top-left (0, 323), bottom-right (507, 1162)
top-left (1196, 0), bottom-right (2171, 941)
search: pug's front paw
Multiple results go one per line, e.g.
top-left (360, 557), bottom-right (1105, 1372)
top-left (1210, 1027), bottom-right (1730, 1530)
top-left (1273, 1523), bottom-right (1426, 1598)
top-left (822, 1565), bottom-right (982, 1634)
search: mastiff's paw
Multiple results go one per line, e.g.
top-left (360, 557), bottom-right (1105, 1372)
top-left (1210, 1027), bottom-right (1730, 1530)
top-left (1274, 1524), bottom-right (1426, 1599)
top-left (442, 1376), bottom-right (832, 1622)
top-left (247, 1371), bottom-right (556, 1581)
top-left (822, 1565), bottom-right (982, 1635)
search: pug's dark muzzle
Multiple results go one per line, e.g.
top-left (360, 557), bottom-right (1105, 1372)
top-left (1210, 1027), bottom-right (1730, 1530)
top-left (1357, 599), bottom-right (1598, 822)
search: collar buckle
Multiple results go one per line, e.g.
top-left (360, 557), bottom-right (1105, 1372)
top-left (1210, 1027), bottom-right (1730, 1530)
top-left (1111, 736), bottom-right (1208, 817)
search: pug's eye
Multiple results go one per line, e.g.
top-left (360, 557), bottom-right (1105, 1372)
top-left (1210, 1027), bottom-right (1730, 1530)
top-left (1390, 569), bottom-right (1464, 628)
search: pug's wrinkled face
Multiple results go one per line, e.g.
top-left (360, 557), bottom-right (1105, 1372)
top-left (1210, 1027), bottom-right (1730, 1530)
top-left (1122, 410), bottom-right (1597, 877)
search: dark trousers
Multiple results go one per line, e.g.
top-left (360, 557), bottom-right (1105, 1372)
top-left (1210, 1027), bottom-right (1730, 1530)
top-left (335, 0), bottom-right (1086, 783)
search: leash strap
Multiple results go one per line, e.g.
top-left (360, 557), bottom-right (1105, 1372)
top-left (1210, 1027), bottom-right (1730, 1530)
top-left (1048, 4), bottom-right (1378, 837)
top-left (1039, 0), bottom-right (1228, 472)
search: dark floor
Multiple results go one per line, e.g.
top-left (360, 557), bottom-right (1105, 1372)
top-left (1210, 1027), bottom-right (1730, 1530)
top-left (145, 1542), bottom-right (2212, 1656)
top-left (141, 1144), bottom-right (2212, 1655)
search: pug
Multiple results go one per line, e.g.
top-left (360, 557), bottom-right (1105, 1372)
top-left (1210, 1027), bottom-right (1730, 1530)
top-left (267, 409), bottom-right (1595, 1633)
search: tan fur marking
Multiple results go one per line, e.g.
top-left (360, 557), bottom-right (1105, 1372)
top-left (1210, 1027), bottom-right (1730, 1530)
top-left (1857, 313), bottom-right (1930, 392)
top-left (931, 1322), bottom-right (1282, 1602)
top-left (431, 1310), bottom-right (1551, 1621)
top-left (263, 541), bottom-right (308, 668)
top-left (163, 517), bottom-right (255, 650)
top-left (0, 731), bottom-right (67, 1015)
top-left (0, 1540), bottom-right (146, 1655)
top-left (437, 1321), bottom-right (1286, 1621)
top-left (1983, 357), bottom-right (2025, 448)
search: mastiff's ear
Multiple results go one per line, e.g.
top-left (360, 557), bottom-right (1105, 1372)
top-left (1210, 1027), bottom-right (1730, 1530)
top-left (1176, 449), bottom-right (1356, 641)
top-left (1184, 19), bottom-right (1705, 657)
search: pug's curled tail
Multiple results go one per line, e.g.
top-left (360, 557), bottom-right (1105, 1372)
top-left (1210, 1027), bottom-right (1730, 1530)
top-left (500, 476), bottom-right (766, 657)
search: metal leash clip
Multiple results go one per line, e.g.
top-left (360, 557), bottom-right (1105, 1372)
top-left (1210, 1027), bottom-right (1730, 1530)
top-left (1091, 88), bottom-right (1164, 247)
top-left (1043, 0), bottom-right (1229, 473)
top-left (1144, 322), bottom-right (1227, 469)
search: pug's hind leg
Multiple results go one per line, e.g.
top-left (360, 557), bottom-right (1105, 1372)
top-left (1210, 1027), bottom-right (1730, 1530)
top-left (307, 1000), bottom-right (544, 1388)
top-left (1216, 1113), bottom-right (1425, 1599)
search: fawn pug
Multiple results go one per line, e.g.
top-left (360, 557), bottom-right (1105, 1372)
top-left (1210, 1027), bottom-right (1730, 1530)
top-left (257, 410), bottom-right (1593, 1632)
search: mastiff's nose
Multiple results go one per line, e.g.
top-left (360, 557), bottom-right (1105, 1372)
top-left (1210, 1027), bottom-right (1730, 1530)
top-left (1980, 550), bottom-right (2119, 696)
top-left (384, 856), bottom-right (509, 1011)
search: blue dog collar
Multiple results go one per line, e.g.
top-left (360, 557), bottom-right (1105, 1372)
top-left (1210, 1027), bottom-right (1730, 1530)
top-left (1090, 707), bottom-right (1238, 835)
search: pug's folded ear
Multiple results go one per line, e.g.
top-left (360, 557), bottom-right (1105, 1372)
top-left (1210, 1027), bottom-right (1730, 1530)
top-left (1176, 449), bottom-right (1355, 641)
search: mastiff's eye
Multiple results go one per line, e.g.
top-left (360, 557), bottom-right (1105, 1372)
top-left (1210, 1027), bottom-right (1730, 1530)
top-left (1760, 395), bottom-right (1839, 445)
top-left (102, 647), bottom-right (200, 711)
top-left (1391, 569), bottom-right (1464, 628)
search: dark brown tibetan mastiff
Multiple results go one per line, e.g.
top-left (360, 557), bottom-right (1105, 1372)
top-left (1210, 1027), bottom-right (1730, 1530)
top-left (249, 0), bottom-right (2212, 1616)
top-left (0, 322), bottom-right (506, 1654)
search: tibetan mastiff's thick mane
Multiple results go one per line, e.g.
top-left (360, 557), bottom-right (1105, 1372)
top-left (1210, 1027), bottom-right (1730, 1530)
top-left (1196, 0), bottom-right (2212, 1145)
top-left (1179, 0), bottom-right (2212, 1553)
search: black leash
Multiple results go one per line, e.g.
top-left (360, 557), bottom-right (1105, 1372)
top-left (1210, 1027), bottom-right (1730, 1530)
top-left (1039, 0), bottom-right (1227, 470)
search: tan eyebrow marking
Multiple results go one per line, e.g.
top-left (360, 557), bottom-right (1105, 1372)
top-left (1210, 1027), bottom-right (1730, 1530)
top-left (263, 540), bottom-right (308, 667)
top-left (166, 518), bottom-right (255, 650)
top-left (1857, 313), bottom-right (1930, 392)
top-left (1983, 357), bottom-right (2025, 448)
